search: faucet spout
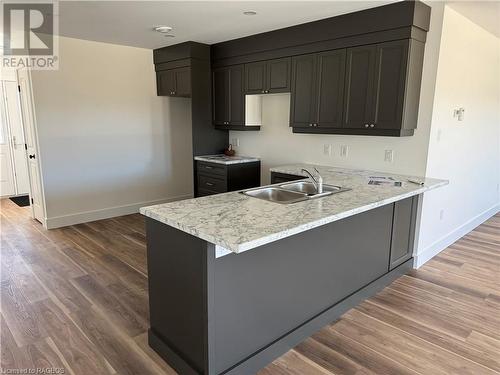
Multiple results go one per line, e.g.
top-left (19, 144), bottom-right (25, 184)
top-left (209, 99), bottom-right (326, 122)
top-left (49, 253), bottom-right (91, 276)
top-left (301, 168), bottom-right (323, 194)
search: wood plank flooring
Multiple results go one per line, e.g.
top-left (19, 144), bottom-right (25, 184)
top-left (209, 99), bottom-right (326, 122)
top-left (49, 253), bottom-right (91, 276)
top-left (1, 198), bottom-right (499, 375)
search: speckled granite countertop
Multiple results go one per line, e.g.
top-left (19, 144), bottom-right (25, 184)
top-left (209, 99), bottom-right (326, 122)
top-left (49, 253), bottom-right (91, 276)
top-left (140, 164), bottom-right (447, 254)
top-left (194, 154), bottom-right (260, 165)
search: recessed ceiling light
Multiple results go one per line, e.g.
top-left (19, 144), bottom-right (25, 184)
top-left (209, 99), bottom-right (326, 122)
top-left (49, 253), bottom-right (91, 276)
top-left (243, 11), bottom-right (257, 16)
top-left (154, 26), bottom-right (173, 33)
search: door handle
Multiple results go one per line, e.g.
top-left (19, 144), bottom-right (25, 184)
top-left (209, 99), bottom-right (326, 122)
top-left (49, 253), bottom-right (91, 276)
top-left (29, 154), bottom-right (35, 159)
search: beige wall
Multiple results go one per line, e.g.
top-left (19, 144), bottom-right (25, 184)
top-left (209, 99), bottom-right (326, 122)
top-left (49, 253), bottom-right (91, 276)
top-left (416, 6), bottom-right (500, 265)
top-left (31, 36), bottom-right (193, 227)
top-left (231, 2), bottom-right (446, 185)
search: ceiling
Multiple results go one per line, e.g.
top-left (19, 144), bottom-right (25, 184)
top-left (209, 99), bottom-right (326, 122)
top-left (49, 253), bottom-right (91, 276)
top-left (56, 1), bottom-right (396, 50)
top-left (448, 1), bottom-right (500, 38)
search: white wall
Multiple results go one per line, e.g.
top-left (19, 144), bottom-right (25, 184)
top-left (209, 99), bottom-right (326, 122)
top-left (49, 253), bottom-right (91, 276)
top-left (31, 36), bottom-right (193, 228)
top-left (231, 2), bottom-right (446, 185)
top-left (416, 6), bottom-right (500, 266)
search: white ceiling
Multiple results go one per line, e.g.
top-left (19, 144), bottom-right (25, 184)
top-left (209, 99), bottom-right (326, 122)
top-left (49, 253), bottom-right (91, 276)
top-left (448, 1), bottom-right (500, 38)
top-left (57, 1), bottom-right (396, 49)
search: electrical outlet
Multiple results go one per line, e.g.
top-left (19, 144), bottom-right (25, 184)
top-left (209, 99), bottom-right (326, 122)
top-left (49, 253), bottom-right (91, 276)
top-left (384, 150), bottom-right (394, 163)
top-left (323, 144), bottom-right (332, 156)
top-left (439, 209), bottom-right (445, 221)
top-left (340, 145), bottom-right (349, 158)
top-left (231, 138), bottom-right (240, 147)
top-left (437, 129), bottom-right (442, 142)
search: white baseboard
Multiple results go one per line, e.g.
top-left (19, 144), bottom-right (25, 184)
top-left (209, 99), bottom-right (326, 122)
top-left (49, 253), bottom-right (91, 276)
top-left (45, 194), bottom-right (192, 229)
top-left (414, 203), bottom-right (500, 268)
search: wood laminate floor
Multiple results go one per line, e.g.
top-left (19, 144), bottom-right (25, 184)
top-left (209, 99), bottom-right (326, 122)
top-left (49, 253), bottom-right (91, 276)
top-left (1, 198), bottom-right (499, 375)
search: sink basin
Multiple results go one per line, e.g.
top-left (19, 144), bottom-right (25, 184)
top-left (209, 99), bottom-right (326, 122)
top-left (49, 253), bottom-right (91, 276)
top-left (279, 181), bottom-right (346, 196)
top-left (242, 187), bottom-right (308, 204)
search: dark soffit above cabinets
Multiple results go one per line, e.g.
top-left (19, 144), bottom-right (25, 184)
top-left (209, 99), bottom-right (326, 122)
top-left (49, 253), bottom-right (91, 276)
top-left (211, 1), bottom-right (430, 67)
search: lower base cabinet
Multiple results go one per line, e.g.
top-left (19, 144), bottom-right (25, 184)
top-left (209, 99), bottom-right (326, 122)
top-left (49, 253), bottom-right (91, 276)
top-left (196, 160), bottom-right (260, 197)
top-left (145, 193), bottom-right (419, 375)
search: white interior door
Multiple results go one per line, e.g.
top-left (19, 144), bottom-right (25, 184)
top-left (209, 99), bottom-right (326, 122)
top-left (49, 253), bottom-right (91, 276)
top-left (0, 84), bottom-right (16, 197)
top-left (17, 68), bottom-right (45, 223)
top-left (4, 80), bottom-right (30, 194)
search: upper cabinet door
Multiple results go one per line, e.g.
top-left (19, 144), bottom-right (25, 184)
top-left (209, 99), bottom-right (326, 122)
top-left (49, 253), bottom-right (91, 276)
top-left (213, 67), bottom-right (230, 125)
top-left (316, 50), bottom-right (346, 127)
top-left (267, 58), bottom-right (291, 93)
top-left (245, 61), bottom-right (267, 94)
top-left (157, 70), bottom-right (176, 96)
top-left (373, 40), bottom-right (409, 130)
top-left (228, 65), bottom-right (245, 125)
top-left (174, 67), bottom-right (191, 97)
top-left (343, 45), bottom-right (377, 129)
top-left (290, 54), bottom-right (317, 128)
top-left (245, 58), bottom-right (291, 94)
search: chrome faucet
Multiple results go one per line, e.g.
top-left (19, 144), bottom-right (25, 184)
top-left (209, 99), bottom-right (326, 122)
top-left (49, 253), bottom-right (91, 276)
top-left (301, 168), bottom-right (323, 193)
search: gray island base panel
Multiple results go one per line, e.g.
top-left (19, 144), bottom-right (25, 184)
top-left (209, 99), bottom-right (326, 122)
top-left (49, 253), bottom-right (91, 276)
top-left (146, 194), bottom-right (419, 375)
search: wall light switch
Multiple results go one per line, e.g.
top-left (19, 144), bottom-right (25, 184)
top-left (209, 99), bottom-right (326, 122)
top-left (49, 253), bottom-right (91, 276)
top-left (384, 150), bottom-right (394, 163)
top-left (453, 107), bottom-right (465, 121)
top-left (439, 209), bottom-right (445, 221)
top-left (340, 145), bottom-right (349, 158)
top-left (323, 144), bottom-right (332, 156)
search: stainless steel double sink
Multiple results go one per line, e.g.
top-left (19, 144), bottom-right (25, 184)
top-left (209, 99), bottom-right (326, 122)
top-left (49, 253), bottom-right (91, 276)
top-left (242, 181), bottom-right (350, 204)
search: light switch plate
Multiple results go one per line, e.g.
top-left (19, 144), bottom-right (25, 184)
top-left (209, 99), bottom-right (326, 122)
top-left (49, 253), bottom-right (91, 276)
top-left (323, 144), bottom-right (332, 156)
top-left (340, 145), bottom-right (348, 158)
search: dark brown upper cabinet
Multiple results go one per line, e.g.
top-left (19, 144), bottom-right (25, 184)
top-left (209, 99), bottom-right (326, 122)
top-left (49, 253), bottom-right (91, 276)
top-left (343, 45), bottom-right (377, 129)
top-left (213, 65), bottom-right (246, 128)
top-left (344, 40), bottom-right (408, 131)
top-left (316, 50), bottom-right (346, 127)
top-left (211, 1), bottom-right (430, 137)
top-left (290, 49), bottom-right (346, 129)
top-left (373, 40), bottom-right (409, 130)
top-left (245, 58), bottom-right (291, 94)
top-left (157, 67), bottom-right (191, 97)
top-left (290, 54), bottom-right (317, 128)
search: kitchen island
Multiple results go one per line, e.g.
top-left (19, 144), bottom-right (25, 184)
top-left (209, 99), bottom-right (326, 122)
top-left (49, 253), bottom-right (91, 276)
top-left (140, 164), bottom-right (447, 375)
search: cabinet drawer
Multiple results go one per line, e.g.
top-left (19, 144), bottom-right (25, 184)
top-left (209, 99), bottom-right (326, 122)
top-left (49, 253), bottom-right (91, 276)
top-left (198, 174), bottom-right (227, 193)
top-left (197, 162), bottom-right (226, 177)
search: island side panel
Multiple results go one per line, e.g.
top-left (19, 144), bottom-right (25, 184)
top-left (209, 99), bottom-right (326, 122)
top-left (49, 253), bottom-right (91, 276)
top-left (212, 203), bottom-right (394, 374)
top-left (146, 218), bottom-right (215, 375)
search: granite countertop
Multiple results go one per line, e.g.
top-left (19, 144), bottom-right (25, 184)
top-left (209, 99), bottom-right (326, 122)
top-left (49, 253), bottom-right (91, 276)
top-left (194, 154), bottom-right (260, 165)
top-left (140, 164), bottom-right (448, 254)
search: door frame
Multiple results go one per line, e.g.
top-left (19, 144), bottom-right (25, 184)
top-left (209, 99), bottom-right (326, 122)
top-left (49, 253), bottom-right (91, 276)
top-left (1, 77), bottom-right (30, 196)
top-left (16, 68), bottom-right (47, 227)
top-left (0, 81), bottom-right (16, 197)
